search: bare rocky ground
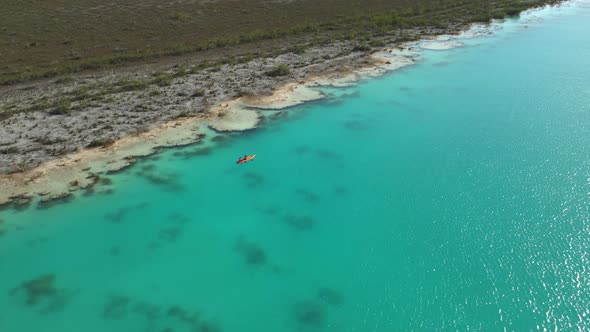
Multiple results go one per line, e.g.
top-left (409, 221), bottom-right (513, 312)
top-left (0, 26), bottom-right (456, 174)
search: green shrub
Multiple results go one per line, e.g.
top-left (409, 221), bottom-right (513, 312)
top-left (287, 45), bottom-right (308, 55)
top-left (70, 85), bottom-right (90, 99)
top-left (175, 110), bottom-right (191, 118)
top-left (192, 89), bottom-right (205, 97)
top-left (87, 138), bottom-right (115, 148)
top-left (0, 146), bottom-right (18, 154)
top-left (352, 43), bottom-right (371, 52)
top-left (33, 136), bottom-right (64, 145)
top-left (115, 79), bottom-right (149, 92)
top-left (49, 98), bottom-right (71, 115)
top-left (504, 7), bottom-right (522, 16)
top-left (369, 39), bottom-right (386, 47)
top-left (265, 64), bottom-right (290, 77)
top-left (171, 11), bottom-right (190, 21)
top-left (151, 73), bottom-right (174, 87)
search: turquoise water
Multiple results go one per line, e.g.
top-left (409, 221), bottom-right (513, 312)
top-left (2, 2), bottom-right (590, 331)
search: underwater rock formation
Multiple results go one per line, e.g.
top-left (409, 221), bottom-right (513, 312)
top-left (109, 246), bottom-right (121, 256)
top-left (294, 145), bottom-right (311, 155)
top-left (343, 120), bottom-right (369, 131)
top-left (258, 205), bottom-right (280, 216)
top-left (105, 207), bottom-right (131, 223)
top-left (11, 273), bottom-right (76, 313)
top-left (137, 170), bottom-right (184, 192)
top-left (0, 194), bottom-right (34, 211)
top-left (315, 149), bottom-right (341, 160)
top-left (141, 164), bottom-right (157, 172)
top-left (14, 274), bottom-right (57, 306)
top-left (103, 294), bottom-right (131, 319)
top-left (172, 146), bottom-right (213, 159)
top-left (198, 321), bottom-right (222, 332)
top-left (234, 237), bottom-right (267, 267)
top-left (295, 188), bottom-right (320, 203)
top-left (283, 215), bottom-right (315, 231)
top-left (100, 293), bottom-right (216, 332)
top-left (37, 192), bottom-right (73, 209)
top-left (242, 172), bottom-right (265, 188)
top-left (133, 301), bottom-right (161, 321)
top-left (317, 287), bottom-right (343, 306)
top-left (293, 301), bottom-right (326, 328)
top-left (168, 213), bottom-right (191, 224)
top-left (158, 227), bottom-right (182, 242)
top-left (83, 187), bottom-right (95, 197)
top-left (333, 186), bottom-right (349, 196)
top-left (11, 194), bottom-right (33, 210)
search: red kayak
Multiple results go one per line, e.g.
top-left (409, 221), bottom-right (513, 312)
top-left (237, 154), bottom-right (256, 164)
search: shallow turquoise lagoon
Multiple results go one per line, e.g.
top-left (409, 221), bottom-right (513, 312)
top-left (1, 2), bottom-right (590, 331)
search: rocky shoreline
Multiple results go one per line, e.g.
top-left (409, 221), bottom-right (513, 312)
top-left (0, 25), bottom-right (465, 169)
top-left (0, 14), bottom-right (535, 207)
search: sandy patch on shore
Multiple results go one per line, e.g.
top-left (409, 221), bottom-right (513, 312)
top-left (310, 52), bottom-right (416, 88)
top-left (241, 83), bottom-right (325, 109)
top-left (208, 102), bottom-right (262, 132)
top-left (419, 40), bottom-right (465, 50)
